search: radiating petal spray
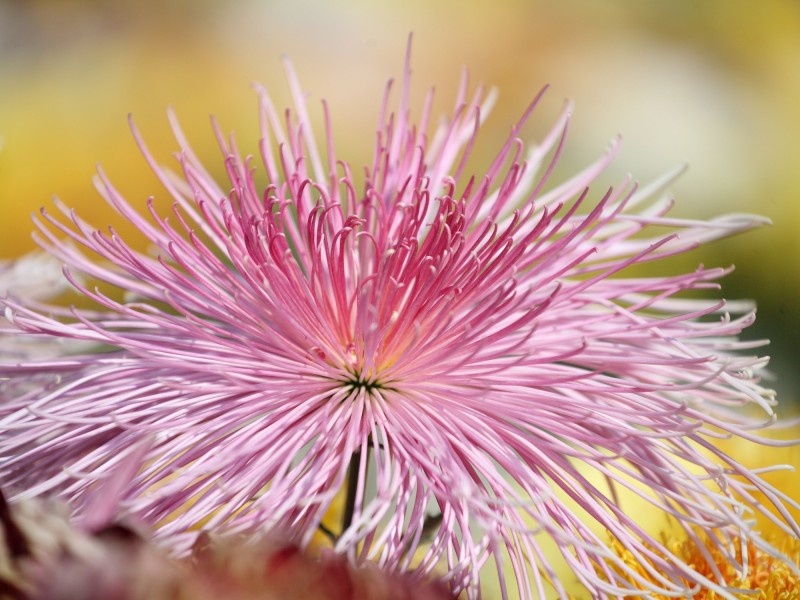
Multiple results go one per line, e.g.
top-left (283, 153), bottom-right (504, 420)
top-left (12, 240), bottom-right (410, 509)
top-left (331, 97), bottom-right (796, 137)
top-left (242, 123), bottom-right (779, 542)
top-left (1, 43), bottom-right (798, 598)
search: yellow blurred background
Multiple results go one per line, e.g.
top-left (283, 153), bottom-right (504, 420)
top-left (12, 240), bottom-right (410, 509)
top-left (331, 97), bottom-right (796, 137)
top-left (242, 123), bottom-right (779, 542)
top-left (1, 0), bottom-right (799, 400)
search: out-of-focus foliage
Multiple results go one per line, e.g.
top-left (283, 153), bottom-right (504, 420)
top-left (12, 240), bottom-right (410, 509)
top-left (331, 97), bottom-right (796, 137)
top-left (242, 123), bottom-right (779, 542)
top-left (1, 0), bottom-right (798, 397)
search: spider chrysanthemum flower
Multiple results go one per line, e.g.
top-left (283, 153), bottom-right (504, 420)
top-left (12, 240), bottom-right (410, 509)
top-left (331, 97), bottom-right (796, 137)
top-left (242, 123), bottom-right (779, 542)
top-left (1, 47), bottom-right (799, 598)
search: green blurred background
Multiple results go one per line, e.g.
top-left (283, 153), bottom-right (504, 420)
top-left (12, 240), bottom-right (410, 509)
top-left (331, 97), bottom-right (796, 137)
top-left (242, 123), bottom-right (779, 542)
top-left (1, 0), bottom-right (798, 403)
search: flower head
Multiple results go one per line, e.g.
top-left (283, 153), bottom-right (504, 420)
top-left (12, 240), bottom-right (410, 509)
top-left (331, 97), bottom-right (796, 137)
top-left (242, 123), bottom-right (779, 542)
top-left (1, 46), bottom-right (798, 598)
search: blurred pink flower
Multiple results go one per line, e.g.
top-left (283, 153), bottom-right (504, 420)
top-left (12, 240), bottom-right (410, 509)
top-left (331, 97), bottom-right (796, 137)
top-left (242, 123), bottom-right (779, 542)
top-left (1, 47), bottom-right (798, 598)
top-left (0, 491), bottom-right (453, 600)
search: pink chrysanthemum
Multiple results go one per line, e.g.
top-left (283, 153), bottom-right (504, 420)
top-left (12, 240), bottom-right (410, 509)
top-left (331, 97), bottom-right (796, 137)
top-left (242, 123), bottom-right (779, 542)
top-left (2, 47), bottom-right (798, 598)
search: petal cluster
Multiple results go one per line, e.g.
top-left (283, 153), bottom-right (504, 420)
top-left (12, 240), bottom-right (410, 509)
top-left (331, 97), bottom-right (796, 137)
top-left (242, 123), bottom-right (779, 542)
top-left (1, 49), bottom-right (798, 598)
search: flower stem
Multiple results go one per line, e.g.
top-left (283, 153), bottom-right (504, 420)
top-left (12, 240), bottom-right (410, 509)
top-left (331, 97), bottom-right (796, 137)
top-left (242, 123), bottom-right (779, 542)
top-left (341, 449), bottom-right (361, 535)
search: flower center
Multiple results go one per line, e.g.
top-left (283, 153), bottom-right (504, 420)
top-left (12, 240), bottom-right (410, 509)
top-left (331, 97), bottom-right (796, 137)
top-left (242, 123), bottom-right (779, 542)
top-left (343, 370), bottom-right (382, 393)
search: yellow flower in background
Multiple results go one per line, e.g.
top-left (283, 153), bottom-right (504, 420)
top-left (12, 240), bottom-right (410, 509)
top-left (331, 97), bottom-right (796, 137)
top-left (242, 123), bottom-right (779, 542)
top-left (607, 429), bottom-right (800, 599)
top-left (610, 526), bottom-right (800, 599)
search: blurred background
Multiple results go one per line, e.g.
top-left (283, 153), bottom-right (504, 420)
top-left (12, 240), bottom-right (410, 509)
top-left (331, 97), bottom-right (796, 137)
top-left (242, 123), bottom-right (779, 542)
top-left (1, 0), bottom-right (798, 402)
